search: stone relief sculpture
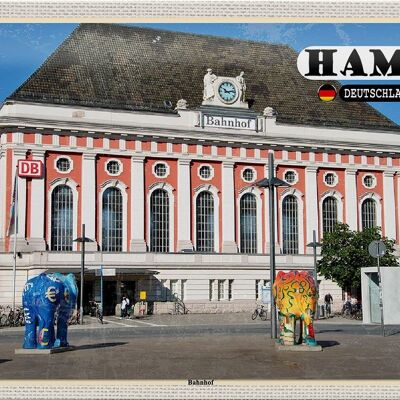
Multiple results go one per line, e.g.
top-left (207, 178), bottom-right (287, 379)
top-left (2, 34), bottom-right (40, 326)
top-left (175, 99), bottom-right (188, 110)
top-left (22, 273), bottom-right (78, 349)
top-left (235, 71), bottom-right (246, 102)
top-left (272, 270), bottom-right (318, 347)
top-left (263, 106), bottom-right (277, 118)
top-left (203, 68), bottom-right (217, 100)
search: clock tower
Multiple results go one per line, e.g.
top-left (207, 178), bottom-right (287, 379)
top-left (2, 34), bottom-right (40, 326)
top-left (202, 68), bottom-right (249, 109)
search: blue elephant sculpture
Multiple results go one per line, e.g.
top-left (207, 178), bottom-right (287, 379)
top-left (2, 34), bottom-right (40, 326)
top-left (22, 272), bottom-right (78, 349)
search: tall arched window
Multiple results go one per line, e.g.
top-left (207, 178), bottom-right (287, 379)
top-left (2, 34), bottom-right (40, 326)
top-left (196, 191), bottom-right (214, 252)
top-left (150, 189), bottom-right (169, 252)
top-left (362, 199), bottom-right (377, 229)
top-left (282, 195), bottom-right (299, 254)
top-left (51, 185), bottom-right (73, 251)
top-left (102, 187), bottom-right (123, 252)
top-left (322, 196), bottom-right (338, 234)
top-left (240, 193), bottom-right (257, 253)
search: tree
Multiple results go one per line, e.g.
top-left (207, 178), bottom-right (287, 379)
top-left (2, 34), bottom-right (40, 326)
top-left (317, 223), bottom-right (398, 292)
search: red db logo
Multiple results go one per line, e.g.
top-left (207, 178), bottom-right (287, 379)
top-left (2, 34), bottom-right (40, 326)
top-left (18, 160), bottom-right (43, 178)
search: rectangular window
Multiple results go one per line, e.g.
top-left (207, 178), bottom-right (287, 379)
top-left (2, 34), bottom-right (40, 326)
top-left (228, 280), bottom-right (234, 301)
top-left (218, 280), bottom-right (225, 301)
top-left (256, 279), bottom-right (269, 300)
top-left (170, 280), bottom-right (178, 300)
top-left (181, 280), bottom-right (187, 301)
top-left (209, 280), bottom-right (214, 301)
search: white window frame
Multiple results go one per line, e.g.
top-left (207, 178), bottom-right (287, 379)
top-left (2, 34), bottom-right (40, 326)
top-left (99, 180), bottom-right (128, 252)
top-left (362, 173), bottom-right (377, 189)
top-left (48, 178), bottom-right (79, 251)
top-left (152, 161), bottom-right (170, 179)
top-left (105, 158), bottom-right (123, 177)
top-left (147, 182), bottom-right (175, 252)
top-left (359, 192), bottom-right (382, 230)
top-left (319, 190), bottom-right (344, 236)
top-left (241, 166), bottom-right (257, 183)
top-left (237, 187), bottom-right (262, 253)
top-left (193, 184), bottom-right (220, 252)
top-left (279, 188), bottom-right (305, 254)
top-left (323, 171), bottom-right (339, 188)
top-left (197, 164), bottom-right (214, 181)
top-left (283, 169), bottom-right (299, 185)
top-left (54, 155), bottom-right (73, 174)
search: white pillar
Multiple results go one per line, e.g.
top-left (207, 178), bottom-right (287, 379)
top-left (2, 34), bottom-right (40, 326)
top-left (81, 153), bottom-right (98, 250)
top-left (0, 150), bottom-right (6, 250)
top-left (177, 159), bottom-right (193, 251)
top-left (383, 171), bottom-right (396, 240)
top-left (13, 149), bottom-right (27, 247)
top-left (345, 168), bottom-right (358, 231)
top-left (29, 150), bottom-right (46, 250)
top-left (305, 166), bottom-right (319, 253)
top-left (222, 161), bottom-right (237, 253)
top-left (130, 156), bottom-right (147, 252)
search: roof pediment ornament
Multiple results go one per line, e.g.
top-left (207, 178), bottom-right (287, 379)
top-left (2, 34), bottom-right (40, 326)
top-left (263, 107), bottom-right (277, 118)
top-left (202, 68), bottom-right (249, 109)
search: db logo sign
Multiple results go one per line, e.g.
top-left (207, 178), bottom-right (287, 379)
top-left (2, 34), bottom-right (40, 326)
top-left (18, 160), bottom-right (43, 178)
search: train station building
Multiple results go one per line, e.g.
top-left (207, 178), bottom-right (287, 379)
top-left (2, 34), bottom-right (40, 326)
top-left (0, 24), bottom-right (399, 314)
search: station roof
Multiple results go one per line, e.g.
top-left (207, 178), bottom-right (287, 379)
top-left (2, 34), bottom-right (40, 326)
top-left (8, 23), bottom-right (399, 131)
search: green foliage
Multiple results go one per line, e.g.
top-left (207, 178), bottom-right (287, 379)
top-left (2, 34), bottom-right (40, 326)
top-left (317, 223), bottom-right (398, 290)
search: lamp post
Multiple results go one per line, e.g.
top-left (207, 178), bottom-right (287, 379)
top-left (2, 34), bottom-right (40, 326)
top-left (306, 230), bottom-right (322, 319)
top-left (73, 223), bottom-right (94, 325)
top-left (254, 152), bottom-right (290, 339)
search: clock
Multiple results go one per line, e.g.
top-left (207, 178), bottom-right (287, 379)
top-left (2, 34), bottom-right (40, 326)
top-left (218, 81), bottom-right (238, 103)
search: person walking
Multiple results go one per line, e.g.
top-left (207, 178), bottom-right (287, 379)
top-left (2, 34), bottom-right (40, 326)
top-left (324, 293), bottom-right (333, 318)
top-left (121, 296), bottom-right (127, 319)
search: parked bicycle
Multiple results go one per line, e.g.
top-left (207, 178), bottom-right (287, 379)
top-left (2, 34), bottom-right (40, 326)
top-left (0, 306), bottom-right (24, 327)
top-left (252, 305), bottom-right (268, 321)
top-left (68, 309), bottom-right (80, 325)
top-left (341, 300), bottom-right (362, 320)
top-left (89, 301), bottom-right (103, 324)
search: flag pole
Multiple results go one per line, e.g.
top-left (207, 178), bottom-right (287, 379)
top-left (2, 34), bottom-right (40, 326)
top-left (12, 166), bottom-right (18, 312)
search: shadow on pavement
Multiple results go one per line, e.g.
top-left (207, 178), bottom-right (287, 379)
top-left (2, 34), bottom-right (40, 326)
top-left (316, 329), bottom-right (343, 334)
top-left (318, 340), bottom-right (340, 348)
top-left (72, 342), bottom-right (128, 351)
top-left (0, 359), bottom-right (11, 364)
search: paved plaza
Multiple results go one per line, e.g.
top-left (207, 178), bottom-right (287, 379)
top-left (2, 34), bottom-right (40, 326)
top-left (0, 313), bottom-right (399, 379)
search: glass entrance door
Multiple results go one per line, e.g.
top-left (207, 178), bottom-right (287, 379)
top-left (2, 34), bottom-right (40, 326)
top-left (369, 273), bottom-right (381, 323)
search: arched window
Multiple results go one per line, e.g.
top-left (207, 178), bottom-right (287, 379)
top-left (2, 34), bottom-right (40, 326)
top-left (282, 195), bottom-right (299, 254)
top-left (196, 191), bottom-right (214, 252)
top-left (322, 196), bottom-right (338, 234)
top-left (51, 185), bottom-right (73, 251)
top-left (150, 189), bottom-right (169, 252)
top-left (102, 187), bottom-right (123, 252)
top-left (240, 193), bottom-right (257, 253)
top-left (362, 199), bottom-right (377, 230)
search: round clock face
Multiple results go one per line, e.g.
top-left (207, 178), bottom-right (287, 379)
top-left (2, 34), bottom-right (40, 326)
top-left (218, 81), bottom-right (238, 103)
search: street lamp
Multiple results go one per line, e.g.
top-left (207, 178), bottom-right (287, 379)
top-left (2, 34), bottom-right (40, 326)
top-left (254, 152), bottom-right (290, 339)
top-left (73, 223), bottom-right (94, 325)
top-left (306, 230), bottom-right (322, 318)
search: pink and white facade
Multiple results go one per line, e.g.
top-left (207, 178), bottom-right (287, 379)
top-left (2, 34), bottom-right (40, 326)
top-left (0, 98), bottom-right (399, 313)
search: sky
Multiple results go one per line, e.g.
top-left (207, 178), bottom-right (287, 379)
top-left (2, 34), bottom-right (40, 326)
top-left (0, 23), bottom-right (399, 125)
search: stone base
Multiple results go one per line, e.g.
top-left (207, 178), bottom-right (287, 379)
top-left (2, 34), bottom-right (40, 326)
top-left (222, 241), bottom-right (238, 253)
top-left (15, 346), bottom-right (75, 355)
top-left (130, 239), bottom-right (147, 252)
top-left (275, 343), bottom-right (322, 352)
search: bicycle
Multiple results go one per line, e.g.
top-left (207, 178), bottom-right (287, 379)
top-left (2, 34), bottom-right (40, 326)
top-left (89, 301), bottom-right (103, 324)
top-left (252, 305), bottom-right (268, 321)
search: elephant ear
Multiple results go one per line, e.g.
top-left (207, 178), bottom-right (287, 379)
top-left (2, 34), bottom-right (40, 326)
top-left (65, 274), bottom-right (78, 296)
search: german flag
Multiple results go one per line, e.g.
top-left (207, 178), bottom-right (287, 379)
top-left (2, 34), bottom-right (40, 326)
top-left (318, 84), bottom-right (337, 102)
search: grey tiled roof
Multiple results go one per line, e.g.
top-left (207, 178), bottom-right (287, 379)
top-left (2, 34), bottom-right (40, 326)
top-left (9, 23), bottom-right (399, 131)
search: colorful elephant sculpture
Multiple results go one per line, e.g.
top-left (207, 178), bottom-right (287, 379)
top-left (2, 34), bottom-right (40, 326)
top-left (22, 272), bottom-right (78, 349)
top-left (272, 270), bottom-right (318, 347)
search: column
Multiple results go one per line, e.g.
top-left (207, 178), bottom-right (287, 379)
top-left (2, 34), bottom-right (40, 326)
top-left (81, 153), bottom-right (98, 250)
top-left (305, 166), bottom-right (319, 253)
top-left (345, 169), bottom-right (358, 231)
top-left (13, 149), bottom-right (27, 248)
top-left (177, 159), bottom-right (193, 251)
top-left (222, 161), bottom-right (237, 253)
top-left (29, 150), bottom-right (46, 250)
top-left (383, 171), bottom-right (396, 240)
top-left (130, 156), bottom-right (147, 252)
top-left (0, 150), bottom-right (6, 250)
